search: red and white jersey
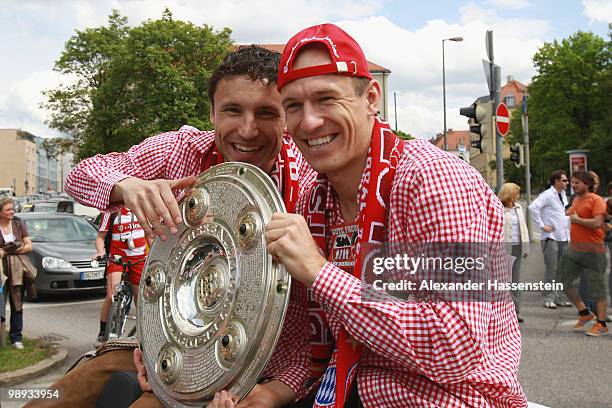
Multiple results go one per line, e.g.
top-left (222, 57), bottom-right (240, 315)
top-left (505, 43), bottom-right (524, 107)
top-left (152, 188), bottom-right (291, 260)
top-left (99, 207), bottom-right (147, 257)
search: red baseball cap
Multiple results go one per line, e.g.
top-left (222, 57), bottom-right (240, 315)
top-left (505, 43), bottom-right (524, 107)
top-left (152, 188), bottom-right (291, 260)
top-left (277, 23), bottom-right (372, 91)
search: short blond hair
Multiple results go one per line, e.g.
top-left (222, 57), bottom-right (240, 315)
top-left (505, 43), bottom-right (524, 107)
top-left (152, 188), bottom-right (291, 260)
top-left (498, 183), bottom-right (520, 207)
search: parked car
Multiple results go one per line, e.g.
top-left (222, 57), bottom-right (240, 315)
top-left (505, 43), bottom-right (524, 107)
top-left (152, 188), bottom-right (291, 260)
top-left (13, 196), bottom-right (29, 211)
top-left (22, 199), bottom-right (68, 212)
top-left (73, 202), bottom-right (101, 221)
top-left (17, 212), bottom-right (107, 299)
top-left (20, 200), bottom-right (60, 213)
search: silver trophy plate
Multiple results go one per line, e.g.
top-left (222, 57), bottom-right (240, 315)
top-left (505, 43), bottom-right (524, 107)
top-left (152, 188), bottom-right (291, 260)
top-left (137, 163), bottom-right (291, 407)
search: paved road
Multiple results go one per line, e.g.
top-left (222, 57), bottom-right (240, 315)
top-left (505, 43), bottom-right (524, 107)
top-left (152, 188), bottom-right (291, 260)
top-left (3, 245), bottom-right (612, 408)
top-left (515, 245), bottom-right (612, 408)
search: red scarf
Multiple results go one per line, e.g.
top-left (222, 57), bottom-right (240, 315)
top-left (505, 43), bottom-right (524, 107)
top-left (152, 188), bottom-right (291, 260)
top-left (304, 118), bottom-right (405, 407)
top-left (201, 136), bottom-right (300, 213)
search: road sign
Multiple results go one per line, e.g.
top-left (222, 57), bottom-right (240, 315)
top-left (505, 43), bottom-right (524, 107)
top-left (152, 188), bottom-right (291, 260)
top-left (496, 102), bottom-right (510, 136)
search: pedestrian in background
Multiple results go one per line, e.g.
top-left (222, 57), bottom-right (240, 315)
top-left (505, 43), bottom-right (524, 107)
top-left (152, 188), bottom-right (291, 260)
top-left (92, 207), bottom-right (147, 346)
top-left (560, 170), bottom-right (608, 336)
top-left (605, 195), bottom-right (612, 305)
top-left (529, 170), bottom-right (572, 309)
top-left (578, 171), bottom-right (601, 313)
top-left (499, 183), bottom-right (530, 322)
top-left (0, 197), bottom-right (35, 349)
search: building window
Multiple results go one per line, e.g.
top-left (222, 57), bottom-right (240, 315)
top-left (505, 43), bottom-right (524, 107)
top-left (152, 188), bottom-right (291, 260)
top-left (504, 96), bottom-right (515, 107)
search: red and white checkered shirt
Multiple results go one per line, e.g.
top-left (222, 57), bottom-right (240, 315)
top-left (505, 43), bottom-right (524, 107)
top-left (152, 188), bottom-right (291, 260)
top-left (64, 125), bottom-right (316, 396)
top-left (64, 125), bottom-right (314, 212)
top-left (297, 140), bottom-right (527, 407)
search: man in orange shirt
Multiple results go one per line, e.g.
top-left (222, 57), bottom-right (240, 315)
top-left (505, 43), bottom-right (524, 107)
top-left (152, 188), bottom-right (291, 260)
top-left (560, 170), bottom-right (608, 336)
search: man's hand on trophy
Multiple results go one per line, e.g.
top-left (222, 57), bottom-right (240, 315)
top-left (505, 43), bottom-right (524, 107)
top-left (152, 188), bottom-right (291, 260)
top-left (265, 213), bottom-right (326, 288)
top-left (111, 176), bottom-right (197, 242)
top-left (210, 381), bottom-right (294, 408)
top-left (133, 347), bottom-right (152, 392)
top-left (210, 390), bottom-right (239, 407)
top-left (237, 381), bottom-right (296, 407)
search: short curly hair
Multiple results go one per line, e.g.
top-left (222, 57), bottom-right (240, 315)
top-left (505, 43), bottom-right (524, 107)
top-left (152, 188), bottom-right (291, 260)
top-left (208, 45), bottom-right (281, 105)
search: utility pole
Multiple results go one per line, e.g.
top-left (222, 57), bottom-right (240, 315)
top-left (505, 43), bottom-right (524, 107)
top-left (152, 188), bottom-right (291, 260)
top-left (442, 37), bottom-right (463, 151)
top-left (522, 95), bottom-right (533, 240)
top-left (393, 91), bottom-right (398, 131)
top-left (486, 30), bottom-right (504, 192)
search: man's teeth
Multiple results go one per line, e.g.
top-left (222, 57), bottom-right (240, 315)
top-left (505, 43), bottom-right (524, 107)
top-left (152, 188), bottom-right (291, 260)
top-left (307, 135), bottom-right (334, 147)
top-left (234, 144), bottom-right (259, 152)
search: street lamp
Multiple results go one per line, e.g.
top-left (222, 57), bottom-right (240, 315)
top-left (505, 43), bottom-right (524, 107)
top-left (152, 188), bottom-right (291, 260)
top-left (442, 36), bottom-right (463, 151)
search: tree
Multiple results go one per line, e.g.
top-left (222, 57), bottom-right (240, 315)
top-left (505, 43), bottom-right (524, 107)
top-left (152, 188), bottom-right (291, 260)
top-left (395, 129), bottom-right (414, 140)
top-left (43, 10), bottom-right (129, 155)
top-left (43, 9), bottom-right (232, 160)
top-left (524, 29), bottom-right (611, 191)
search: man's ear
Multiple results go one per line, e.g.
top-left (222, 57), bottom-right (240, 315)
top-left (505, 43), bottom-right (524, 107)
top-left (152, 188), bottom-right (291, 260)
top-left (365, 80), bottom-right (381, 117)
top-left (209, 105), bottom-right (215, 126)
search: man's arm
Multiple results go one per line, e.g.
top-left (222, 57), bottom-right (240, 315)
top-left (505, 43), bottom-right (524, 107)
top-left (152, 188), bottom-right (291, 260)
top-left (65, 130), bottom-right (180, 209)
top-left (92, 231), bottom-right (106, 259)
top-left (528, 193), bottom-right (551, 231)
top-left (570, 214), bottom-right (605, 230)
top-left (259, 280), bottom-right (311, 401)
top-left (65, 128), bottom-right (205, 239)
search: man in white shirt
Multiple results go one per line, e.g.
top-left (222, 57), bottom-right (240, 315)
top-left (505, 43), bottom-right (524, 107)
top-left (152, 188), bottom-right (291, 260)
top-left (529, 170), bottom-right (572, 308)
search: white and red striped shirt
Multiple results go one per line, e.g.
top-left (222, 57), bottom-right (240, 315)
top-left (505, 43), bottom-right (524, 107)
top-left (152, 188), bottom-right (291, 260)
top-left (99, 207), bottom-right (147, 258)
top-left (297, 139), bottom-right (527, 407)
top-left (64, 126), bottom-right (316, 396)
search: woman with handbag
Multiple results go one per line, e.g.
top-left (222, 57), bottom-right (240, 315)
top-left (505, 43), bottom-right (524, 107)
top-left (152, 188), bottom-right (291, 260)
top-left (0, 197), bottom-right (35, 349)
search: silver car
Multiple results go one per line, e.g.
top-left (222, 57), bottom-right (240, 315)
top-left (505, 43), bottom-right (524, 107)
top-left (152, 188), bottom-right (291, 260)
top-left (18, 212), bottom-right (106, 299)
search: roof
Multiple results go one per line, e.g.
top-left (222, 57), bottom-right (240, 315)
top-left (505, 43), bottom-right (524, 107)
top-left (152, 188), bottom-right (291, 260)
top-left (233, 44), bottom-right (391, 73)
top-left (503, 79), bottom-right (528, 93)
top-left (430, 130), bottom-right (472, 151)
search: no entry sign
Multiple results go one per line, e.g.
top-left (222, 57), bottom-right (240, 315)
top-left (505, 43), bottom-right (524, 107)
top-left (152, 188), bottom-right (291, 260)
top-left (496, 103), bottom-right (510, 137)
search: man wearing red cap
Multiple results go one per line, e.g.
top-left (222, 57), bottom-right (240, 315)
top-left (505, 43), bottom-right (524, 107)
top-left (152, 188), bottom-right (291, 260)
top-left (27, 46), bottom-right (314, 408)
top-left (261, 23), bottom-right (527, 407)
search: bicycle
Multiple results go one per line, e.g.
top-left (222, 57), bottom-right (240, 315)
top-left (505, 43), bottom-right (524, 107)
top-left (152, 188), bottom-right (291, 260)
top-left (92, 255), bottom-right (146, 341)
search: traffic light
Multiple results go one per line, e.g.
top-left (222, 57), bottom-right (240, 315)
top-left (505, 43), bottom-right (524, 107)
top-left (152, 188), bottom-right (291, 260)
top-left (459, 100), bottom-right (493, 154)
top-left (510, 143), bottom-right (524, 167)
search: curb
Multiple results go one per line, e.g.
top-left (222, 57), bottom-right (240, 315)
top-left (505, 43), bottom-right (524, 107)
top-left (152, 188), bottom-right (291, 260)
top-left (0, 347), bottom-right (68, 387)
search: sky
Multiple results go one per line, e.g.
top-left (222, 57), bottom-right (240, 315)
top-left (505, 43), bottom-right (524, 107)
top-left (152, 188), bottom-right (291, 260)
top-left (0, 0), bottom-right (610, 140)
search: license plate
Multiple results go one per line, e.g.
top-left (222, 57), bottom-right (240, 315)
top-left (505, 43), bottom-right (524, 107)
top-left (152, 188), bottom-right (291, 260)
top-left (80, 270), bottom-right (104, 280)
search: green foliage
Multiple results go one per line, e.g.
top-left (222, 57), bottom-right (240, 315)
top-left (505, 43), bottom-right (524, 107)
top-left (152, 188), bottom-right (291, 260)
top-left (0, 338), bottom-right (53, 373)
top-left (40, 138), bottom-right (64, 157)
top-left (395, 129), bottom-right (414, 140)
top-left (42, 9), bottom-right (232, 160)
top-left (526, 29), bottom-right (611, 191)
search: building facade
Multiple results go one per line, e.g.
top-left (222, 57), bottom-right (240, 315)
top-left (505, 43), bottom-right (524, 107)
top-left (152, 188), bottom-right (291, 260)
top-left (0, 129), bottom-right (70, 196)
top-left (430, 130), bottom-right (471, 163)
top-left (36, 137), bottom-right (60, 193)
top-left (0, 129), bottom-right (38, 196)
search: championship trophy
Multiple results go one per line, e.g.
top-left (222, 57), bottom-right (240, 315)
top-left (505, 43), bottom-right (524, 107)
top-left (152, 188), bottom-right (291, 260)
top-left (137, 163), bottom-right (291, 407)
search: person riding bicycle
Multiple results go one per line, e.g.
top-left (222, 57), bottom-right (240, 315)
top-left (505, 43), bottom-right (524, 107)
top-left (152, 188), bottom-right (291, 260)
top-left (92, 206), bottom-right (147, 344)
